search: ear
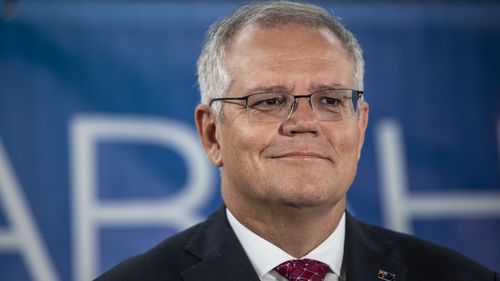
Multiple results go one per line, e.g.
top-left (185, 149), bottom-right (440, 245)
top-left (356, 101), bottom-right (369, 160)
top-left (195, 104), bottom-right (223, 167)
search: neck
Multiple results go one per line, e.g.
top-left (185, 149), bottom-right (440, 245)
top-left (226, 198), bottom-right (346, 258)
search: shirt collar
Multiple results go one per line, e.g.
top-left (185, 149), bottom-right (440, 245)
top-left (226, 208), bottom-right (345, 278)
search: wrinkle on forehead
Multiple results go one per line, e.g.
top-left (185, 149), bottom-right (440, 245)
top-left (224, 23), bottom-right (355, 96)
top-left (226, 24), bottom-right (345, 59)
top-left (242, 82), bottom-right (349, 96)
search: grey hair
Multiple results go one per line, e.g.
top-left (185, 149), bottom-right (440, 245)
top-left (197, 1), bottom-right (365, 116)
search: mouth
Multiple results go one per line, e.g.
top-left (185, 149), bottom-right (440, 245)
top-left (271, 152), bottom-right (329, 160)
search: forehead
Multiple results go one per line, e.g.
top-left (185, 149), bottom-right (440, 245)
top-left (224, 23), bottom-right (355, 93)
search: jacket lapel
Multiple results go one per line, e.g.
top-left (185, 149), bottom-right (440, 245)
top-left (180, 207), bottom-right (260, 281)
top-left (344, 212), bottom-right (407, 281)
top-left (179, 208), bottom-right (408, 281)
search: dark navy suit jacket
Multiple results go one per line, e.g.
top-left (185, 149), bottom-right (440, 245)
top-left (95, 207), bottom-right (498, 281)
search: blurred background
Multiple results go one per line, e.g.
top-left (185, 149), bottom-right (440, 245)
top-left (0, 0), bottom-right (499, 280)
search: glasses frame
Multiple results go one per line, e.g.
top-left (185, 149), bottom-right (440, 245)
top-left (209, 88), bottom-right (364, 122)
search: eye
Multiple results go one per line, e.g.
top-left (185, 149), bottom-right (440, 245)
top-left (248, 94), bottom-right (288, 110)
top-left (260, 98), bottom-right (283, 106)
top-left (320, 96), bottom-right (344, 107)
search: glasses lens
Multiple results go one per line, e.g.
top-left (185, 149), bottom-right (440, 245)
top-left (247, 93), bottom-right (292, 123)
top-left (311, 89), bottom-right (355, 121)
top-left (245, 90), bottom-right (360, 123)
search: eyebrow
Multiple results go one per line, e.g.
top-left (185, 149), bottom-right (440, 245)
top-left (244, 83), bottom-right (348, 96)
top-left (309, 83), bottom-right (347, 92)
top-left (243, 85), bottom-right (293, 96)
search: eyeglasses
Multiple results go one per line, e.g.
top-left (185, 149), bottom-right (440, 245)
top-left (209, 88), bottom-right (364, 123)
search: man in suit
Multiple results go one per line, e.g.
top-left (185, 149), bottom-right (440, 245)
top-left (95, 1), bottom-right (499, 280)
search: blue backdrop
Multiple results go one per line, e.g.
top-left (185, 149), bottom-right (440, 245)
top-left (0, 1), bottom-right (499, 280)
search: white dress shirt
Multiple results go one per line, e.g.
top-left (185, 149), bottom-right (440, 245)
top-left (226, 208), bottom-right (345, 281)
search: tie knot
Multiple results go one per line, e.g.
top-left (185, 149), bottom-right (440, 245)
top-left (275, 259), bottom-right (331, 281)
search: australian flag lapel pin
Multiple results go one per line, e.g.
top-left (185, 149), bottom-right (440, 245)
top-left (378, 269), bottom-right (396, 281)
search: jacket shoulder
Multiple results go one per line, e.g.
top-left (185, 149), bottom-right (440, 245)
top-left (94, 223), bottom-right (202, 281)
top-left (351, 217), bottom-right (497, 280)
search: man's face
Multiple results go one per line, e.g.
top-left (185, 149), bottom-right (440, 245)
top-left (197, 24), bottom-right (368, 211)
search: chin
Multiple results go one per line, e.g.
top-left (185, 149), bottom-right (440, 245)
top-left (274, 186), bottom-right (332, 207)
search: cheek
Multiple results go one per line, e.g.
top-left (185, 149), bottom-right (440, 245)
top-left (325, 121), bottom-right (355, 143)
top-left (219, 120), bottom-right (273, 165)
top-left (342, 129), bottom-right (361, 152)
top-left (324, 123), bottom-right (361, 162)
top-left (237, 132), bottom-right (272, 162)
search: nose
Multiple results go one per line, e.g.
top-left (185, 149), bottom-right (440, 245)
top-left (287, 97), bottom-right (315, 120)
top-left (281, 97), bottom-right (320, 135)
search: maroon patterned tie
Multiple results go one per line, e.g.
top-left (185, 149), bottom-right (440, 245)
top-left (275, 259), bottom-right (331, 281)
